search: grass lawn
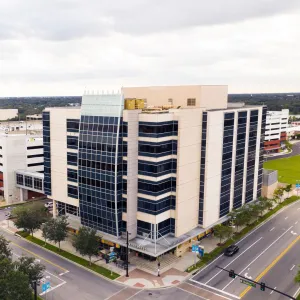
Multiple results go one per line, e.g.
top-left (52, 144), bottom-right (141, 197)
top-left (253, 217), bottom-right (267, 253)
top-left (17, 232), bottom-right (120, 280)
top-left (264, 155), bottom-right (300, 184)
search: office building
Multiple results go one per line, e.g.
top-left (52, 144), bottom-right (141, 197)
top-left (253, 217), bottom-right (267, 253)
top-left (264, 109), bottom-right (288, 153)
top-left (0, 134), bottom-right (44, 204)
top-left (44, 85), bottom-right (265, 258)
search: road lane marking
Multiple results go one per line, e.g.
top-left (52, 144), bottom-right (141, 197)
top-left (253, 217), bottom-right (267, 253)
top-left (183, 282), bottom-right (233, 300)
top-left (294, 286), bottom-right (300, 298)
top-left (270, 227), bottom-right (275, 231)
top-left (290, 265), bottom-right (296, 271)
top-left (103, 287), bottom-right (127, 300)
top-left (39, 281), bottom-right (66, 296)
top-left (177, 287), bottom-right (208, 300)
top-left (189, 279), bottom-right (241, 299)
top-left (222, 226), bottom-right (294, 291)
top-left (191, 202), bottom-right (298, 280)
top-left (285, 217), bottom-right (288, 220)
top-left (239, 235), bottom-right (300, 298)
top-left (295, 221), bottom-right (298, 224)
top-left (9, 241), bottom-right (68, 272)
top-left (205, 237), bottom-right (263, 285)
top-left (127, 290), bottom-right (142, 300)
top-left (59, 270), bottom-right (69, 276)
top-left (270, 287), bottom-right (276, 294)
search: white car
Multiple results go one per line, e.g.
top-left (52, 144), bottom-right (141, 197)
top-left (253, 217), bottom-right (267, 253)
top-left (44, 201), bottom-right (53, 209)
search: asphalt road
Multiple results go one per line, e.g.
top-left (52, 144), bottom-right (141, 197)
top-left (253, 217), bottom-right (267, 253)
top-left (265, 142), bottom-right (300, 161)
top-left (190, 200), bottom-right (300, 300)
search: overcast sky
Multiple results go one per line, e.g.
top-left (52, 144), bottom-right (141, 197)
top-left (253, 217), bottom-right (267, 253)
top-left (0, 0), bottom-right (300, 96)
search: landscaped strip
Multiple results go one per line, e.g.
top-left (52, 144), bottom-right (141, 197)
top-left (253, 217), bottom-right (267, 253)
top-left (186, 196), bottom-right (300, 273)
top-left (18, 232), bottom-right (120, 280)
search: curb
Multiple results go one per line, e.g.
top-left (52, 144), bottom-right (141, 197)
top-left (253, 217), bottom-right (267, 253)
top-left (187, 197), bottom-right (300, 276)
top-left (1, 226), bottom-right (187, 290)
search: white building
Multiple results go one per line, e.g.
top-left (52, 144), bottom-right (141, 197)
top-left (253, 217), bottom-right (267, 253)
top-left (0, 109), bottom-right (18, 121)
top-left (0, 134), bottom-right (44, 204)
top-left (264, 109), bottom-right (289, 153)
top-left (43, 85), bottom-right (265, 257)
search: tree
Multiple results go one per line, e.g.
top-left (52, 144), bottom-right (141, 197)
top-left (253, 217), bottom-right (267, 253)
top-left (13, 202), bottom-right (49, 236)
top-left (249, 203), bottom-right (261, 222)
top-left (15, 256), bottom-right (45, 283)
top-left (228, 210), bottom-right (245, 232)
top-left (239, 208), bottom-right (252, 226)
top-left (273, 188), bottom-right (284, 204)
top-left (285, 184), bottom-right (293, 198)
top-left (214, 224), bottom-right (233, 245)
top-left (73, 227), bottom-right (100, 265)
top-left (48, 216), bottom-right (69, 250)
top-left (0, 235), bottom-right (12, 260)
top-left (42, 220), bottom-right (53, 246)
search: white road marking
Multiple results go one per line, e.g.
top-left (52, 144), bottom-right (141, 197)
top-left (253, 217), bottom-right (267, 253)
top-left (205, 237), bottom-right (263, 285)
top-left (294, 286), bottom-right (300, 298)
top-left (12, 252), bottom-right (20, 257)
top-left (59, 270), bottom-right (70, 276)
top-left (191, 202), bottom-right (297, 280)
top-left (290, 265), bottom-right (296, 271)
top-left (298, 208), bottom-right (300, 210)
top-left (295, 221), bottom-right (298, 225)
top-left (244, 273), bottom-right (252, 279)
top-left (45, 270), bottom-right (65, 282)
top-left (103, 287), bottom-right (127, 300)
top-left (185, 282), bottom-right (233, 300)
top-left (270, 287), bottom-right (276, 294)
top-left (189, 279), bottom-right (241, 299)
top-left (127, 290), bottom-right (142, 300)
top-left (285, 217), bottom-right (288, 220)
top-left (222, 226), bottom-right (293, 291)
top-left (177, 287), bottom-right (208, 300)
top-left (270, 227), bottom-right (275, 231)
top-left (291, 231), bottom-right (297, 235)
top-left (39, 281), bottom-right (66, 296)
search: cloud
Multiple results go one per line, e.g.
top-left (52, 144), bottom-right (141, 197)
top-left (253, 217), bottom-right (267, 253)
top-left (0, 0), bottom-right (299, 96)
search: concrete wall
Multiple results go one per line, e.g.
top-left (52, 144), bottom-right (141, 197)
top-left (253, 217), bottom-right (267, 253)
top-left (123, 110), bottom-right (140, 239)
top-left (122, 85), bottom-right (228, 109)
top-left (203, 111), bottom-right (224, 228)
top-left (45, 108), bottom-right (81, 207)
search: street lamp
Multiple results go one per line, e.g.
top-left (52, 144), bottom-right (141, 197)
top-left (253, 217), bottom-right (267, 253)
top-left (126, 231), bottom-right (131, 277)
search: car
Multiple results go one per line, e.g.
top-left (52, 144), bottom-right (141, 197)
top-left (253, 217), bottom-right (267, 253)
top-left (224, 244), bottom-right (239, 256)
top-left (44, 201), bottom-right (53, 209)
top-left (5, 212), bottom-right (12, 219)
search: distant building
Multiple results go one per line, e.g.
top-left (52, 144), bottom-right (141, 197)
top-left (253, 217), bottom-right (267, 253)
top-left (0, 134), bottom-right (44, 204)
top-left (26, 114), bottom-right (42, 121)
top-left (42, 85), bottom-right (266, 258)
top-left (0, 109), bottom-right (18, 121)
top-left (264, 109), bottom-right (289, 153)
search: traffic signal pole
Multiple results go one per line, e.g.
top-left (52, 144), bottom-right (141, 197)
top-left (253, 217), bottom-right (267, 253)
top-left (216, 266), bottom-right (296, 300)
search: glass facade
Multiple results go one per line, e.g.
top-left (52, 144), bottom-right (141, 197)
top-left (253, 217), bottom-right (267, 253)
top-left (137, 120), bottom-right (178, 237)
top-left (137, 218), bottom-right (175, 239)
top-left (78, 111), bottom-right (125, 236)
top-left (43, 112), bottom-right (51, 195)
top-left (16, 174), bottom-right (24, 185)
top-left (245, 110), bottom-right (259, 203)
top-left (199, 112), bottom-right (207, 225)
top-left (233, 111), bottom-right (247, 209)
top-left (67, 119), bottom-right (80, 133)
top-left (219, 113), bottom-right (234, 217)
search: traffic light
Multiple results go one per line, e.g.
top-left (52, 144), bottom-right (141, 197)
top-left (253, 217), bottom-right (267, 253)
top-left (260, 282), bottom-right (265, 291)
top-left (229, 270), bottom-right (236, 278)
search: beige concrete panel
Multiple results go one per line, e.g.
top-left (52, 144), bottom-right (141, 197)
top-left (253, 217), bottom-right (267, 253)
top-left (176, 178), bottom-right (199, 203)
top-left (200, 85), bottom-right (228, 110)
top-left (175, 197), bottom-right (199, 236)
top-left (177, 143), bottom-right (201, 167)
top-left (176, 161), bottom-right (200, 186)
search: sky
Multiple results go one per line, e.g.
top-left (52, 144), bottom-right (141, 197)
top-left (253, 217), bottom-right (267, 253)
top-left (0, 0), bottom-right (300, 96)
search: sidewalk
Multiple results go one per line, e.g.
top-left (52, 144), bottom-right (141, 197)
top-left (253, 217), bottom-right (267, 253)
top-left (0, 220), bottom-right (189, 288)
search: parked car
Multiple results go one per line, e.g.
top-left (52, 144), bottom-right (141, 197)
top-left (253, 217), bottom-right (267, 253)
top-left (5, 212), bottom-right (12, 219)
top-left (44, 201), bottom-right (53, 209)
top-left (224, 244), bottom-right (239, 256)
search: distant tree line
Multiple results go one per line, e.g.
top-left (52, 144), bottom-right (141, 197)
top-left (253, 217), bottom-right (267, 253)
top-left (229, 93), bottom-right (300, 114)
top-left (0, 96), bottom-right (81, 120)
